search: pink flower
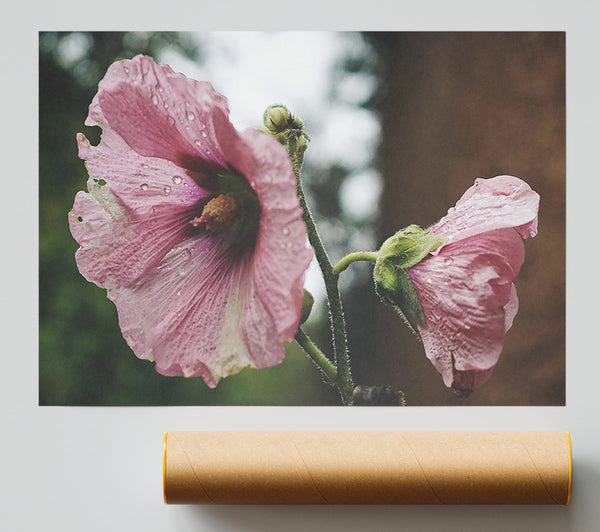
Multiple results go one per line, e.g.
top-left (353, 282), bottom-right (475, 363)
top-left (407, 175), bottom-right (540, 396)
top-left (68, 55), bottom-right (313, 386)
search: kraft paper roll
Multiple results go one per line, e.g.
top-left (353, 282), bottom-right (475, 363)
top-left (163, 431), bottom-right (572, 505)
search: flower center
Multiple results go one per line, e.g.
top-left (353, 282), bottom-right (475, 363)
top-left (192, 194), bottom-right (240, 232)
top-left (191, 172), bottom-right (260, 243)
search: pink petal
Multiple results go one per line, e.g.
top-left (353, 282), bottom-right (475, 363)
top-left (229, 129), bottom-right (313, 340)
top-left (109, 235), bottom-right (251, 385)
top-left (76, 131), bottom-right (209, 214)
top-left (69, 184), bottom-right (201, 290)
top-left (504, 284), bottom-right (519, 332)
top-left (109, 233), bottom-right (297, 386)
top-left (431, 175), bottom-right (540, 251)
top-left (93, 55), bottom-right (230, 174)
top-left (408, 228), bottom-right (525, 392)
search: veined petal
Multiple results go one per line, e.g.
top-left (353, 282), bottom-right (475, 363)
top-left (408, 228), bottom-right (525, 392)
top-left (93, 55), bottom-right (231, 174)
top-left (76, 132), bottom-right (210, 214)
top-left (431, 175), bottom-right (539, 251)
top-left (107, 234), bottom-right (245, 384)
top-left (69, 181), bottom-right (203, 290)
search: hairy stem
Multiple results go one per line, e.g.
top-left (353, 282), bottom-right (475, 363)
top-left (289, 141), bottom-right (353, 405)
top-left (332, 251), bottom-right (378, 276)
top-left (295, 328), bottom-right (337, 385)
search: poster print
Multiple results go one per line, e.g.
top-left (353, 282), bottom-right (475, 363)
top-left (39, 32), bottom-right (564, 406)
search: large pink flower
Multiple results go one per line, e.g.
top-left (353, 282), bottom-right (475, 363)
top-left (68, 55), bottom-right (313, 387)
top-left (407, 175), bottom-right (540, 396)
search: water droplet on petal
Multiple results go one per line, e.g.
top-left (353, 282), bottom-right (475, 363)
top-left (163, 101), bottom-right (169, 109)
top-left (183, 249), bottom-right (192, 261)
top-left (194, 139), bottom-right (202, 147)
top-left (282, 227), bottom-right (290, 235)
top-left (151, 93), bottom-right (158, 106)
top-left (163, 185), bottom-right (171, 195)
top-left (140, 183), bottom-right (149, 191)
top-left (172, 175), bottom-right (183, 185)
top-left (201, 130), bottom-right (208, 138)
top-left (142, 163), bottom-right (149, 169)
top-left (443, 257), bottom-right (453, 266)
top-left (187, 111), bottom-right (196, 120)
top-left (167, 116), bottom-right (176, 126)
top-left (176, 289), bottom-right (182, 296)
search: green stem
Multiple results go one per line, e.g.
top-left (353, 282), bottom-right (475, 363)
top-left (290, 143), bottom-right (353, 405)
top-left (333, 251), bottom-right (378, 276)
top-left (295, 328), bottom-right (337, 385)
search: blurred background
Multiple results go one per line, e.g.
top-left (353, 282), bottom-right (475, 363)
top-left (39, 31), bottom-right (564, 406)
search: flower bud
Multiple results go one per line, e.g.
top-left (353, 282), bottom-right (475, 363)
top-left (262, 104), bottom-right (304, 134)
top-left (299, 289), bottom-right (314, 325)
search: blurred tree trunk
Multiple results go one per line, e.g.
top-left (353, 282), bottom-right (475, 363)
top-left (365, 32), bottom-right (565, 405)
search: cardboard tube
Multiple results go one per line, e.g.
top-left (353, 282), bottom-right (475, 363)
top-left (163, 431), bottom-right (571, 505)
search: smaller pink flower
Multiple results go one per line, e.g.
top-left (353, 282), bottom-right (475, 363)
top-left (407, 175), bottom-right (540, 396)
top-left (68, 55), bottom-right (313, 387)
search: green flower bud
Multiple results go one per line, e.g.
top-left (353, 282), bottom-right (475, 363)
top-left (260, 104), bottom-right (310, 178)
top-left (299, 289), bottom-right (314, 325)
top-left (263, 104), bottom-right (304, 133)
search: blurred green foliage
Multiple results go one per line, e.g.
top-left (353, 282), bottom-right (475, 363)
top-left (39, 32), bottom-right (341, 405)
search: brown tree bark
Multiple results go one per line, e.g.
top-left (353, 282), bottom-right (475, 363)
top-left (366, 32), bottom-right (565, 405)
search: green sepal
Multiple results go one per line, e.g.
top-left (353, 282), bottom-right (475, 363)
top-left (378, 224), bottom-right (444, 269)
top-left (374, 258), bottom-right (426, 328)
top-left (373, 225), bottom-right (444, 329)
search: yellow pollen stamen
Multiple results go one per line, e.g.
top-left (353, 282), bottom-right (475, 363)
top-left (195, 193), bottom-right (240, 232)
